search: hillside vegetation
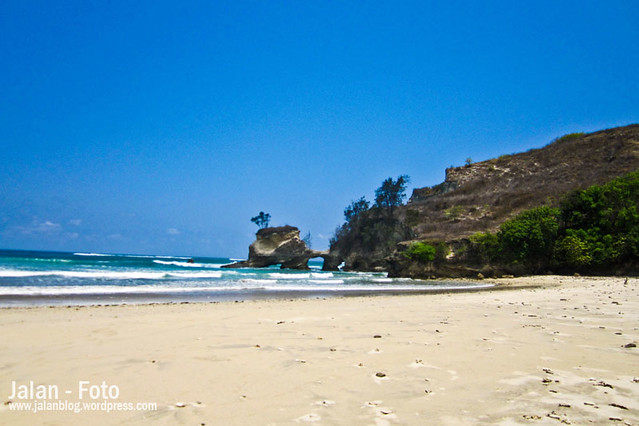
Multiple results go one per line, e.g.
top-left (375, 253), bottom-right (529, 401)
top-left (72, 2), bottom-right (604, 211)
top-left (404, 124), bottom-right (639, 241)
top-left (460, 170), bottom-right (639, 275)
top-left (328, 124), bottom-right (639, 277)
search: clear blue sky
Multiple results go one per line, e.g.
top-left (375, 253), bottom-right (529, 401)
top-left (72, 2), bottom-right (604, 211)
top-left (1, 1), bottom-right (638, 257)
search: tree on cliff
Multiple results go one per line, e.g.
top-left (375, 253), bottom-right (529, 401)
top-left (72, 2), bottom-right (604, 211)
top-left (250, 211), bottom-right (271, 229)
top-left (375, 175), bottom-right (410, 216)
top-left (329, 177), bottom-right (414, 269)
top-left (344, 197), bottom-right (370, 222)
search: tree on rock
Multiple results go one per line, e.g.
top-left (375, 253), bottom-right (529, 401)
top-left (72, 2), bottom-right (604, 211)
top-left (251, 211), bottom-right (271, 229)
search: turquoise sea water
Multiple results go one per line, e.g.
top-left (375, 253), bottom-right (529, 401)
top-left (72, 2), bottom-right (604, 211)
top-left (0, 249), bottom-right (492, 306)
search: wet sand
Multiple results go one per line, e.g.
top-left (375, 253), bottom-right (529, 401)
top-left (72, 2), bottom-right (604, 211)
top-left (1, 276), bottom-right (637, 424)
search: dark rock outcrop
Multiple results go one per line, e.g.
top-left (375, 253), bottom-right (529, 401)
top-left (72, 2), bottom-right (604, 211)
top-left (223, 226), bottom-right (333, 270)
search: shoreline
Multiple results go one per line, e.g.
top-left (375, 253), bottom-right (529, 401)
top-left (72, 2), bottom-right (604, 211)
top-left (0, 273), bottom-right (580, 310)
top-left (0, 279), bottom-right (497, 309)
top-left (1, 275), bottom-right (637, 424)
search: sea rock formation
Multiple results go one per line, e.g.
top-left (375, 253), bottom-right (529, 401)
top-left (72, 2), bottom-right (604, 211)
top-left (223, 225), bottom-right (333, 270)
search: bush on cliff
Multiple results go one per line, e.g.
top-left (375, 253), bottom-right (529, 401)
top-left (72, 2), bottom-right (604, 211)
top-left (468, 232), bottom-right (500, 263)
top-left (546, 132), bottom-right (585, 147)
top-left (497, 206), bottom-right (560, 265)
top-left (466, 170), bottom-right (639, 273)
top-left (404, 242), bottom-right (436, 262)
top-left (554, 170), bottom-right (639, 268)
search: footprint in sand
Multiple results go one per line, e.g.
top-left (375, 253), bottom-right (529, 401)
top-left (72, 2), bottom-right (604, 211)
top-left (362, 401), bottom-right (397, 425)
top-left (373, 372), bottom-right (389, 384)
top-left (294, 413), bottom-right (321, 422)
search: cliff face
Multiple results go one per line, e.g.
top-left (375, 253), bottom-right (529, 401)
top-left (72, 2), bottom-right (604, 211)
top-left (328, 124), bottom-right (639, 277)
top-left (402, 125), bottom-right (639, 242)
top-left (223, 225), bottom-right (331, 270)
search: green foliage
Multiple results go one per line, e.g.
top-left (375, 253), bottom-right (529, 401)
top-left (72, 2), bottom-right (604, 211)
top-left (404, 242), bottom-right (436, 263)
top-left (444, 205), bottom-right (465, 220)
top-left (553, 234), bottom-right (592, 267)
top-left (469, 232), bottom-right (500, 262)
top-left (549, 132), bottom-right (585, 146)
top-left (250, 211), bottom-right (271, 229)
top-left (556, 170), bottom-right (639, 267)
top-left (331, 180), bottom-right (413, 256)
top-left (561, 170), bottom-right (639, 236)
top-left (435, 242), bottom-right (450, 262)
top-left (344, 197), bottom-right (370, 222)
top-left (331, 166), bottom-right (639, 274)
top-left (473, 170), bottom-right (639, 272)
top-left (497, 206), bottom-right (560, 264)
top-left (465, 157), bottom-right (473, 167)
top-left (375, 175), bottom-right (410, 216)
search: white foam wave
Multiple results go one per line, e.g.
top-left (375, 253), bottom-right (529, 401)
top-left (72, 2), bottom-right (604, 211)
top-left (268, 273), bottom-right (311, 279)
top-left (73, 252), bottom-right (191, 260)
top-left (308, 280), bottom-right (345, 285)
top-left (238, 279), bottom-right (278, 285)
top-left (0, 270), bottom-right (165, 279)
top-left (310, 272), bottom-right (334, 278)
top-left (167, 272), bottom-right (222, 279)
top-left (30, 258), bottom-right (71, 263)
top-left (0, 282), bottom-right (494, 297)
top-left (260, 283), bottom-right (494, 292)
top-left (0, 285), bottom-right (239, 296)
top-left (153, 260), bottom-right (213, 268)
top-left (0, 268), bottom-right (231, 280)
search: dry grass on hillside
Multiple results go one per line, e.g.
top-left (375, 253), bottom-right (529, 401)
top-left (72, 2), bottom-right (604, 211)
top-left (403, 124), bottom-right (639, 241)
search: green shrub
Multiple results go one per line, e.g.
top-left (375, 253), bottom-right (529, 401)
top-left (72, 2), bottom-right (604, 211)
top-left (435, 242), bottom-right (450, 262)
top-left (498, 206), bottom-right (560, 264)
top-left (444, 205), bottom-right (465, 220)
top-left (404, 242), bottom-right (436, 262)
top-left (553, 234), bottom-right (592, 267)
top-left (549, 132), bottom-right (585, 146)
top-left (560, 170), bottom-right (639, 266)
top-left (469, 232), bottom-right (500, 262)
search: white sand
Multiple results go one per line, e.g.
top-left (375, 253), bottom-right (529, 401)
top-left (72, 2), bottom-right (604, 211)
top-left (1, 276), bottom-right (637, 425)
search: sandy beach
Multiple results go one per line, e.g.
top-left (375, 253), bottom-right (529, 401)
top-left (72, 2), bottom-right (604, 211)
top-left (1, 276), bottom-right (637, 425)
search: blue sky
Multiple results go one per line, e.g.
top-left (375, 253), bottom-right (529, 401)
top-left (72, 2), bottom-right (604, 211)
top-left (1, 1), bottom-right (638, 257)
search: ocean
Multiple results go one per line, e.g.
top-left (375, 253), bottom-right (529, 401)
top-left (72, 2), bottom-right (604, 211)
top-left (0, 249), bottom-right (492, 307)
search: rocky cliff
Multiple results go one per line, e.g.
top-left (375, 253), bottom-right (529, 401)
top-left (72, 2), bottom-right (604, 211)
top-left (328, 124), bottom-right (639, 277)
top-left (223, 225), bottom-right (331, 270)
top-left (403, 125), bottom-right (639, 242)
